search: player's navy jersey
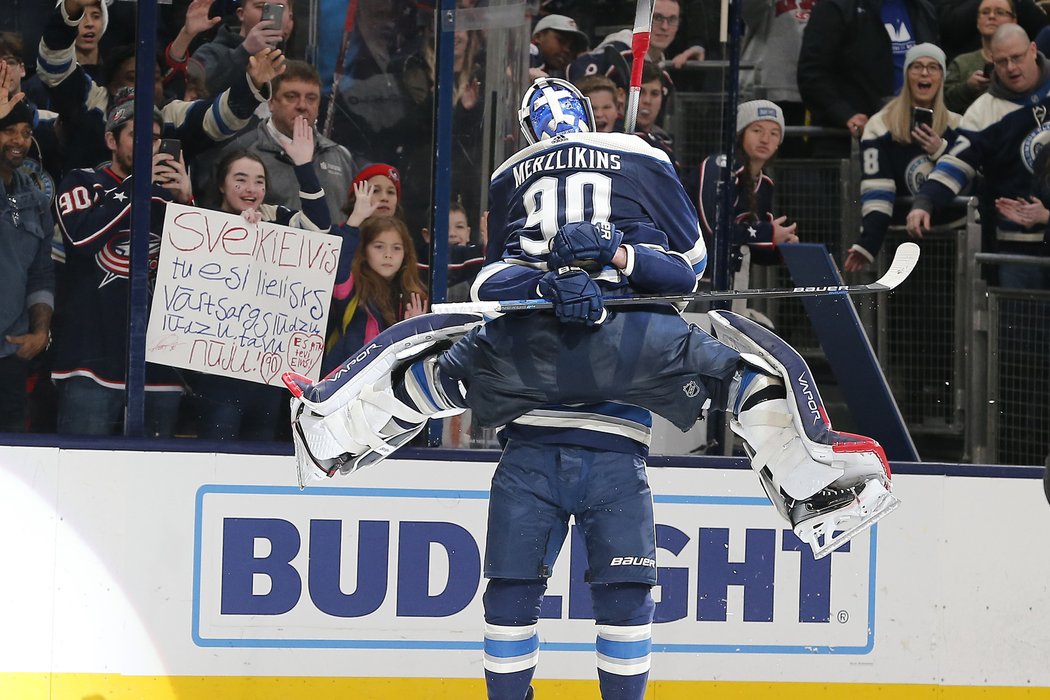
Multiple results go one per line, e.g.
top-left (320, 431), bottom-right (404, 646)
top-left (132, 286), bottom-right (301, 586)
top-left (477, 132), bottom-right (706, 298)
top-left (50, 166), bottom-right (182, 390)
top-left (473, 132), bottom-right (707, 455)
top-left (917, 79), bottom-right (1050, 245)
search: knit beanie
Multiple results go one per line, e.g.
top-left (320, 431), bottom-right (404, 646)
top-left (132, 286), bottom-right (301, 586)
top-left (0, 100), bottom-right (32, 130)
top-left (904, 43), bottom-right (947, 73)
top-left (736, 99), bottom-right (785, 135)
top-left (351, 163), bottom-right (402, 199)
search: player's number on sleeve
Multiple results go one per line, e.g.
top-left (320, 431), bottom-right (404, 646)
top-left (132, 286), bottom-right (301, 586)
top-left (522, 173), bottom-right (613, 237)
top-left (57, 186), bottom-right (93, 215)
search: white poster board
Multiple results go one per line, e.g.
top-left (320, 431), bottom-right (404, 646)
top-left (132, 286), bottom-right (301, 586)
top-left (145, 203), bottom-right (342, 386)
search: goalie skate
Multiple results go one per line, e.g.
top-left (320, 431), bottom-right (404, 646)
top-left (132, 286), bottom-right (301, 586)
top-left (710, 309), bottom-right (900, 559)
top-left (283, 312), bottom-right (484, 486)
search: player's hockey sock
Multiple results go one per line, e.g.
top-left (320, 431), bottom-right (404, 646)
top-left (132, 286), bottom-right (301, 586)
top-left (591, 582), bottom-right (654, 700)
top-left (394, 355), bottom-right (468, 416)
top-left (484, 579), bottom-right (546, 700)
top-left (595, 624), bottom-right (651, 700)
top-left (484, 623), bottom-right (539, 700)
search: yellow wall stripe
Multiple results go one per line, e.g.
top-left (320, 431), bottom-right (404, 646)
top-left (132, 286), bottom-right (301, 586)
top-left (2, 674), bottom-right (1049, 699)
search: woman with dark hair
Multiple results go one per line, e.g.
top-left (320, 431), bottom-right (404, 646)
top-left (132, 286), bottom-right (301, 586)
top-left (323, 215), bottom-right (428, 376)
top-left (697, 99), bottom-right (798, 286)
top-left (189, 114), bottom-right (332, 442)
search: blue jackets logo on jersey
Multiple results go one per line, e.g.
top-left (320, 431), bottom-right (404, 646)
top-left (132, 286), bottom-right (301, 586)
top-left (904, 154), bottom-right (935, 195)
top-left (1020, 122), bottom-right (1050, 173)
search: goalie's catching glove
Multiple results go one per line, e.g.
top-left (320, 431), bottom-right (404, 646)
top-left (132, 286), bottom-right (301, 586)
top-left (538, 266), bottom-right (607, 326)
top-left (548, 221), bottom-right (623, 270)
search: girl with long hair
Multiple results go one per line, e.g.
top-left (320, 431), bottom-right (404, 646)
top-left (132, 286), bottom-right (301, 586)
top-left (845, 43), bottom-right (961, 271)
top-left (323, 215), bottom-right (428, 375)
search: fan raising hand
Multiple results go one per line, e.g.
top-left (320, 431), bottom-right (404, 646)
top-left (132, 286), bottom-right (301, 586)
top-left (276, 115), bottom-right (315, 166)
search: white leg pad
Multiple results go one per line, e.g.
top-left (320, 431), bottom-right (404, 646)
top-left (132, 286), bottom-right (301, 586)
top-left (710, 309), bottom-right (900, 560)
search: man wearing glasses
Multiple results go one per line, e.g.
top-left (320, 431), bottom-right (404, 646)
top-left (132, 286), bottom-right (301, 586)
top-left (908, 23), bottom-right (1050, 290)
top-left (935, 0), bottom-right (1047, 60)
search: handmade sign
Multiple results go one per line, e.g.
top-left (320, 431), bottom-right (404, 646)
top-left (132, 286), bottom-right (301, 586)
top-left (145, 203), bottom-right (342, 386)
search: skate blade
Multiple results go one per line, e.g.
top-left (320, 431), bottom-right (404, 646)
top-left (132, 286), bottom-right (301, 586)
top-left (291, 421), bottom-right (335, 489)
top-left (795, 482), bottom-right (901, 559)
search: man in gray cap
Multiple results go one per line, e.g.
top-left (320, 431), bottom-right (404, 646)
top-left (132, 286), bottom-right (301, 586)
top-left (529, 14), bottom-right (590, 80)
top-left (0, 83), bottom-right (55, 432)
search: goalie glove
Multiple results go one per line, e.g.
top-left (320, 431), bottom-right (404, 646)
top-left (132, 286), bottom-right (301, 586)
top-left (548, 221), bottom-right (624, 270)
top-left (538, 266), bottom-right (608, 326)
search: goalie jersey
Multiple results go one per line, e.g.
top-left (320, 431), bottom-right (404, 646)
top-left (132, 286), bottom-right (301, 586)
top-left (474, 131), bottom-right (707, 455)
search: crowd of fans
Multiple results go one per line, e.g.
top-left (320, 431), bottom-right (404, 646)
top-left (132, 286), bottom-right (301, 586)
top-left (0, 0), bottom-right (1048, 445)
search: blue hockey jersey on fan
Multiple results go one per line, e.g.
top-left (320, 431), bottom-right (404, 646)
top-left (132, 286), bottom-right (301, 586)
top-left (696, 153), bottom-right (783, 266)
top-left (854, 109), bottom-right (961, 259)
top-left (914, 74), bottom-right (1050, 245)
top-left (50, 166), bottom-right (183, 391)
top-left (35, 1), bottom-right (266, 173)
top-left (474, 131), bottom-right (707, 455)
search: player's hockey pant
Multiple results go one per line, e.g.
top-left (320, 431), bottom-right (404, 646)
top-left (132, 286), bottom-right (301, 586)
top-left (440, 305), bottom-right (741, 430)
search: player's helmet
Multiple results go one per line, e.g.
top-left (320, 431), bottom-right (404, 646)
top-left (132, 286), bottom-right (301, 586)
top-left (518, 77), bottom-right (595, 145)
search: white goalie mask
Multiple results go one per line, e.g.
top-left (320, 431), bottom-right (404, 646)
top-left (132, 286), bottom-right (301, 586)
top-left (518, 77), bottom-right (595, 145)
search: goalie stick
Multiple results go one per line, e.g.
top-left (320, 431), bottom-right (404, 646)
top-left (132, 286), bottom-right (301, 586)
top-left (322, 0), bottom-right (360, 138)
top-left (623, 0), bottom-right (655, 133)
top-left (433, 242), bottom-right (920, 314)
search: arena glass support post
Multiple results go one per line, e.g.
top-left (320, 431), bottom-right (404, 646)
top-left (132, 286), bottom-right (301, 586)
top-left (780, 243), bottom-right (919, 462)
top-left (709, 0), bottom-right (744, 455)
top-left (425, 0), bottom-right (456, 446)
top-left (963, 198), bottom-right (990, 463)
top-left (125, 0), bottom-right (161, 438)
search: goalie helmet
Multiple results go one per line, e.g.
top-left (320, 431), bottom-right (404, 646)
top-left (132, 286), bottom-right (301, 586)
top-left (518, 77), bottom-right (595, 145)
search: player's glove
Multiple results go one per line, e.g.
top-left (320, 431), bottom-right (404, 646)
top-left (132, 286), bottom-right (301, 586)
top-left (538, 267), bottom-right (608, 327)
top-left (548, 221), bottom-right (624, 270)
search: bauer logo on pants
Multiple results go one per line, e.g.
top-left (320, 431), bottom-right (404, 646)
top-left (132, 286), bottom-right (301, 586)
top-left (193, 483), bottom-right (879, 653)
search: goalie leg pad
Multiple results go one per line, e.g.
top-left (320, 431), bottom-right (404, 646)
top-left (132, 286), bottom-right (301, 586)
top-left (285, 312), bottom-right (483, 484)
top-left (709, 310), bottom-right (900, 559)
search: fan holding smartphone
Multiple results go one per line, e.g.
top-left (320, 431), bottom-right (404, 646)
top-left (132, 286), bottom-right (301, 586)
top-left (844, 43), bottom-right (963, 272)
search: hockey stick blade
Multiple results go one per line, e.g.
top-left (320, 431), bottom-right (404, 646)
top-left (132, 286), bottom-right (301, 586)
top-left (433, 242), bottom-right (920, 314)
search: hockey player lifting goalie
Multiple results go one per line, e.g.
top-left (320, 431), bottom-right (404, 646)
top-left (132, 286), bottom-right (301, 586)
top-left (287, 78), bottom-right (899, 699)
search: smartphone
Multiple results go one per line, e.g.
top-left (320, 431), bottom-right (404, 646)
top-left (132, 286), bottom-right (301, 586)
top-left (912, 107), bottom-right (934, 131)
top-left (158, 138), bottom-right (182, 162)
top-left (260, 2), bottom-right (285, 43)
top-left (983, 61), bottom-right (994, 77)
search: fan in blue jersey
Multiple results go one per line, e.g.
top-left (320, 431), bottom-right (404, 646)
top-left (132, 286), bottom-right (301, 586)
top-left (286, 78), bottom-right (900, 700)
top-left (907, 24), bottom-right (1050, 289)
top-left (50, 90), bottom-right (194, 436)
top-left (846, 43), bottom-right (962, 272)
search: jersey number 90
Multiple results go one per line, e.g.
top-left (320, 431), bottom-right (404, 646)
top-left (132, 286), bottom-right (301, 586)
top-left (523, 172), bottom-right (613, 238)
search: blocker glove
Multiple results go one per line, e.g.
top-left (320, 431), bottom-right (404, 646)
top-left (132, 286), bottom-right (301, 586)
top-left (548, 221), bottom-right (624, 270)
top-left (538, 267), bottom-right (608, 326)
